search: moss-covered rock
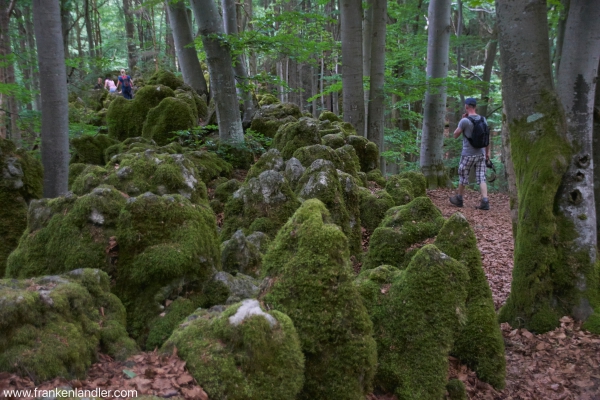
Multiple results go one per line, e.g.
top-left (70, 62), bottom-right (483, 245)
top-left (336, 170), bottom-right (363, 257)
top-left (175, 89), bottom-right (208, 121)
top-left (212, 270), bottom-right (262, 304)
top-left (213, 179), bottom-right (241, 203)
top-left (284, 157), bottom-right (305, 189)
top-left (446, 379), bottom-right (468, 400)
top-left (247, 148), bottom-right (284, 180)
top-left (397, 170), bottom-right (427, 197)
top-left (366, 168), bottom-right (386, 186)
top-left (293, 144), bottom-right (341, 168)
top-left (358, 188), bottom-right (396, 232)
top-left (0, 138), bottom-right (43, 274)
top-left (221, 230), bottom-right (263, 277)
top-left (68, 163), bottom-right (87, 189)
top-left (186, 150), bottom-right (233, 183)
top-left (0, 269), bottom-right (137, 382)
top-left (318, 111), bottom-right (341, 123)
top-left (347, 135), bottom-right (379, 172)
top-left (142, 97), bottom-right (196, 146)
top-left (321, 133), bottom-right (346, 148)
top-left (257, 93), bottom-right (279, 107)
top-left (70, 134), bottom-right (119, 165)
top-left (363, 196), bottom-right (445, 269)
top-left (147, 70), bottom-right (184, 90)
top-left (273, 117), bottom-right (322, 159)
top-left (107, 85), bottom-right (175, 141)
top-left (162, 300), bottom-right (305, 400)
top-left (434, 213), bottom-right (506, 389)
top-left (221, 170), bottom-right (301, 240)
top-left (261, 199), bottom-right (377, 400)
top-left (385, 175), bottom-right (414, 206)
top-left (250, 103), bottom-right (302, 138)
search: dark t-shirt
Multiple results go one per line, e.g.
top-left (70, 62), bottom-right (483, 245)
top-left (118, 75), bottom-right (132, 89)
top-left (458, 115), bottom-right (486, 156)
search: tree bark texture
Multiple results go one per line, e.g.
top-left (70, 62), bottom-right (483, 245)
top-left (122, 0), bottom-right (137, 72)
top-left (190, 0), bottom-right (244, 143)
top-left (362, 0), bottom-right (373, 130)
top-left (366, 0), bottom-right (386, 166)
top-left (479, 26), bottom-right (497, 118)
top-left (340, 0), bottom-right (365, 136)
top-left (165, 0), bottom-right (208, 97)
top-left (419, 0), bottom-right (451, 188)
top-left (496, 0), bottom-right (600, 333)
top-left (33, 0), bottom-right (70, 197)
top-left (594, 58), bottom-right (600, 246)
top-left (222, 0), bottom-right (256, 128)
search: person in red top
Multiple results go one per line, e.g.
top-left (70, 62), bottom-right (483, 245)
top-left (116, 69), bottom-right (134, 99)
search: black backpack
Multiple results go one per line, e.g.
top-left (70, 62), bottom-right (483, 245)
top-left (466, 116), bottom-right (490, 148)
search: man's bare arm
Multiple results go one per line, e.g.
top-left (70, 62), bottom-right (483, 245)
top-left (453, 127), bottom-right (462, 139)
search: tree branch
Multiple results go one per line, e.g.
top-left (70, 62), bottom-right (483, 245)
top-left (7, 0), bottom-right (16, 17)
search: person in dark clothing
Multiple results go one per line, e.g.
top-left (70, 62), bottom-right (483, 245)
top-left (93, 77), bottom-right (103, 90)
top-left (116, 69), bottom-right (134, 99)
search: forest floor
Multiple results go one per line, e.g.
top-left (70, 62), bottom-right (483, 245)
top-left (2, 189), bottom-right (599, 400)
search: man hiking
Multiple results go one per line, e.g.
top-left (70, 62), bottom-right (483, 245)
top-left (449, 97), bottom-right (491, 210)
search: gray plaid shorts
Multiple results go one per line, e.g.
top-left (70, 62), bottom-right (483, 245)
top-left (458, 155), bottom-right (486, 185)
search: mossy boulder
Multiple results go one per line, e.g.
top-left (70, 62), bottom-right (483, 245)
top-left (385, 175), bottom-right (414, 206)
top-left (397, 170), bottom-right (427, 197)
top-left (175, 89), bottom-right (208, 121)
top-left (318, 111), bottom-right (341, 123)
top-left (162, 300), bottom-right (305, 400)
top-left (356, 245), bottom-right (469, 398)
top-left (321, 133), bottom-right (346, 148)
top-left (221, 170), bottom-right (301, 240)
top-left (434, 213), bottom-right (506, 389)
top-left (261, 199), bottom-right (377, 400)
top-left (0, 138), bottom-right (43, 274)
top-left (247, 148), bottom-right (284, 180)
top-left (107, 85), bottom-right (175, 141)
top-left (358, 188), bottom-right (396, 231)
top-left (257, 93), bottom-right (279, 107)
top-left (273, 117), bottom-right (322, 159)
top-left (186, 150), bottom-right (233, 183)
top-left (363, 196), bottom-right (445, 269)
top-left (213, 179), bottom-right (241, 203)
top-left (142, 97), bottom-right (196, 146)
top-left (221, 230), bottom-right (263, 277)
top-left (284, 157), bottom-right (305, 189)
top-left (293, 144), bottom-right (341, 168)
top-left (70, 134), bottom-right (119, 166)
top-left (147, 70), bottom-right (184, 90)
top-left (212, 270), bottom-right (262, 304)
top-left (347, 135), bottom-right (380, 172)
top-left (0, 269), bottom-right (137, 382)
top-left (447, 379), bottom-right (468, 400)
top-left (366, 168), bottom-right (386, 186)
top-left (250, 103), bottom-right (302, 138)
top-left (79, 88), bottom-right (109, 111)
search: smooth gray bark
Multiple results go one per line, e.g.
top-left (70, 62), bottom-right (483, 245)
top-left (340, 0), bottom-right (365, 136)
top-left (122, 0), bottom-right (137, 72)
top-left (190, 0), bottom-right (244, 143)
top-left (222, 0), bottom-right (256, 128)
top-left (33, 0), bottom-right (69, 197)
top-left (419, 0), bottom-right (451, 188)
top-left (165, 0), bottom-right (208, 97)
top-left (362, 0), bottom-right (373, 130)
top-left (479, 26), bottom-right (497, 118)
top-left (366, 0), bottom-right (386, 167)
top-left (593, 58), bottom-right (600, 244)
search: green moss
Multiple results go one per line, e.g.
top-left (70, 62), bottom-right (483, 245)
top-left (358, 188), bottom-right (395, 231)
top-left (70, 165), bottom-right (110, 195)
top-left (175, 89), bottom-right (208, 121)
top-left (147, 70), bottom-right (184, 90)
top-left (435, 213), bottom-right (506, 389)
top-left (397, 170), bottom-right (427, 197)
top-left (213, 179), bottom-right (241, 203)
top-left (68, 163), bottom-right (87, 189)
top-left (250, 103), bottom-right (302, 138)
top-left (347, 135), bottom-right (379, 172)
top-left (162, 300), bottom-right (305, 400)
top-left (257, 93), bottom-right (279, 106)
top-left (247, 148), bottom-right (284, 180)
top-left (321, 133), bottom-right (346, 148)
top-left (366, 169), bottom-right (386, 186)
top-left (0, 269), bottom-right (137, 382)
top-left (262, 199), bottom-right (377, 400)
top-left (273, 118), bottom-right (322, 159)
top-left (335, 145), bottom-right (361, 177)
top-left (385, 176), bottom-right (414, 206)
top-left (186, 150), bottom-right (233, 183)
top-left (318, 111), bottom-right (341, 122)
top-left (142, 97), bottom-right (196, 146)
top-left (363, 196), bottom-right (445, 269)
top-left (446, 379), bottom-right (467, 400)
top-left (70, 134), bottom-right (119, 165)
top-left (221, 230), bottom-right (262, 277)
top-left (221, 170), bottom-right (301, 240)
top-left (146, 297), bottom-right (196, 350)
top-left (107, 85), bottom-right (175, 141)
top-left (293, 143), bottom-right (340, 166)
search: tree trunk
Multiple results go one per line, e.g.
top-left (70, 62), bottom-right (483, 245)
top-left (164, 5), bottom-right (176, 69)
top-left (84, 0), bottom-right (95, 60)
top-left (0, 0), bottom-right (11, 139)
top-left (33, 0), bottom-right (69, 197)
top-left (479, 25), bottom-right (498, 118)
top-left (500, 104), bottom-right (518, 238)
top-left (190, 0), bottom-right (244, 143)
top-left (366, 0), bottom-right (386, 166)
top-left (340, 0), bottom-right (365, 136)
top-left (123, 0), bottom-right (137, 72)
top-left (593, 58), bottom-right (600, 246)
top-left (419, 0), bottom-right (451, 188)
top-left (554, 0), bottom-right (570, 79)
top-left (222, 0), bottom-right (256, 127)
top-left (497, 0), bottom-right (600, 333)
top-left (362, 0), bottom-right (373, 131)
top-left (165, 0), bottom-right (208, 97)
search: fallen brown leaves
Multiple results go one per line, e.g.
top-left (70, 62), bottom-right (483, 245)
top-left (0, 351), bottom-right (208, 400)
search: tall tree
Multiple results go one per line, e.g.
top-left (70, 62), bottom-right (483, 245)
top-left (122, 0), bottom-right (137, 72)
top-left (165, 0), bottom-right (208, 97)
top-left (222, 0), bottom-right (256, 128)
top-left (33, 0), bottom-right (69, 197)
top-left (419, 0), bottom-right (451, 188)
top-left (190, 0), bottom-right (244, 143)
top-left (496, 0), bottom-right (600, 333)
top-left (594, 59), bottom-right (600, 245)
top-left (340, 0), bottom-right (365, 136)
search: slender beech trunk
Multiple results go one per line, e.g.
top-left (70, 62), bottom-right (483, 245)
top-left (500, 103), bottom-right (518, 238)
top-left (165, 0), bottom-right (208, 97)
top-left (479, 25), bottom-right (498, 118)
top-left (190, 0), bottom-right (244, 143)
top-left (455, 0), bottom-right (464, 105)
top-left (367, 0), bottom-right (386, 168)
top-left (222, 0), bottom-right (256, 127)
top-left (497, 0), bottom-right (600, 333)
top-left (362, 0), bottom-right (373, 130)
top-left (33, 0), bottom-right (69, 197)
top-left (419, 0), bottom-right (451, 188)
top-left (122, 0), bottom-right (137, 72)
top-left (84, 0), bottom-right (95, 60)
top-left (164, 6), bottom-right (176, 69)
top-left (593, 58), bottom-right (600, 245)
top-left (340, 0), bottom-right (365, 136)
top-left (554, 0), bottom-right (570, 79)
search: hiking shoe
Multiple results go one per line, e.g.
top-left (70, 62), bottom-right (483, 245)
top-left (449, 195), bottom-right (463, 207)
top-left (476, 198), bottom-right (490, 210)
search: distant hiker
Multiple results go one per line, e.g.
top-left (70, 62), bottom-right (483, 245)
top-left (449, 97), bottom-right (491, 210)
top-left (116, 69), bottom-right (134, 99)
top-left (104, 76), bottom-right (117, 93)
top-left (94, 77), bottom-right (103, 90)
